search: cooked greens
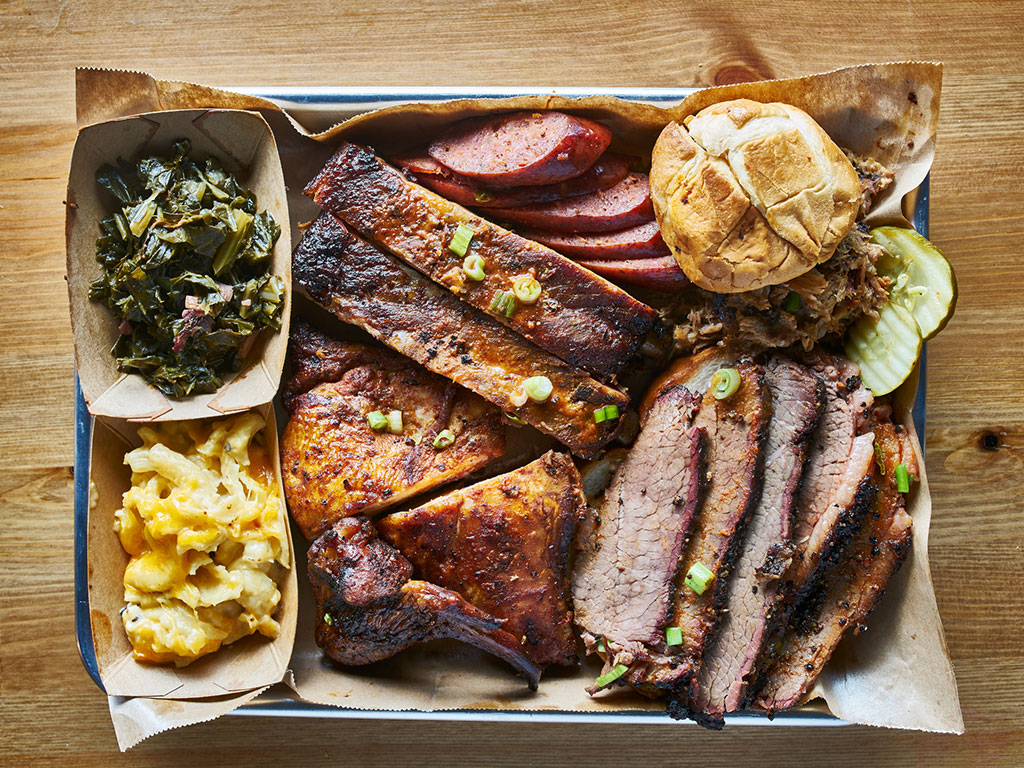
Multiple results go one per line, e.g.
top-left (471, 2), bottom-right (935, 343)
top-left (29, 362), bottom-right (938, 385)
top-left (89, 139), bottom-right (285, 397)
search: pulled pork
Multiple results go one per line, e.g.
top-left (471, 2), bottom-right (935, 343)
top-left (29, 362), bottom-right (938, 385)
top-left (666, 153), bottom-right (895, 354)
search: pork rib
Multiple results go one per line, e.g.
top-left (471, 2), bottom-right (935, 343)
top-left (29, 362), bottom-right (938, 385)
top-left (304, 142), bottom-right (658, 377)
top-left (292, 212), bottom-right (628, 458)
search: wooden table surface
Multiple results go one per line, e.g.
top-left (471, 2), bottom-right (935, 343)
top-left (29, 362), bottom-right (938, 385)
top-left (2, 1), bottom-right (1022, 764)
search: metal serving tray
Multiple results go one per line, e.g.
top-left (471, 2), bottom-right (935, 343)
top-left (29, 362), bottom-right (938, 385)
top-left (74, 86), bottom-right (928, 726)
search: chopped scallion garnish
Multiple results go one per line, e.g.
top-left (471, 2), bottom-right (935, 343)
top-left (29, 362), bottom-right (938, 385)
top-left (367, 411), bottom-right (388, 431)
top-left (432, 429), bottom-right (455, 450)
top-left (449, 223), bottom-right (474, 257)
top-left (513, 276), bottom-right (542, 304)
top-left (895, 462), bottom-right (912, 493)
top-left (684, 562), bottom-right (714, 595)
top-left (594, 405), bottom-right (620, 424)
top-left (665, 626), bottom-right (682, 646)
top-left (596, 639), bottom-right (606, 653)
top-left (489, 289), bottom-right (516, 318)
top-left (386, 410), bottom-right (404, 435)
top-left (783, 290), bottom-right (801, 313)
top-left (523, 375), bottom-right (553, 402)
top-left (710, 367), bottom-right (741, 400)
top-left (323, 613), bottom-right (334, 627)
top-left (505, 413), bottom-right (527, 426)
top-left (594, 664), bottom-right (629, 688)
top-left (463, 253), bottom-right (486, 281)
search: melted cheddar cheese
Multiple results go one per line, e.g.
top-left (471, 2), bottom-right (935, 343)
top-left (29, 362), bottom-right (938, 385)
top-left (113, 412), bottom-right (290, 666)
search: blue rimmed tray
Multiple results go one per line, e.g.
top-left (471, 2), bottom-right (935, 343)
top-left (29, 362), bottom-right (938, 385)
top-left (74, 86), bottom-right (928, 725)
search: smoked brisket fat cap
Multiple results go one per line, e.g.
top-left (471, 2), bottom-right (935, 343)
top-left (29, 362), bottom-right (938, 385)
top-left (649, 99), bottom-right (862, 293)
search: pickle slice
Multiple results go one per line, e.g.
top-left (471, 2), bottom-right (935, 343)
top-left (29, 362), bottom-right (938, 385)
top-left (870, 226), bottom-right (958, 340)
top-left (845, 301), bottom-right (923, 396)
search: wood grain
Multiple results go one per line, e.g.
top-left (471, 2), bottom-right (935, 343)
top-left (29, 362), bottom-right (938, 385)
top-left (2, 0), bottom-right (1023, 764)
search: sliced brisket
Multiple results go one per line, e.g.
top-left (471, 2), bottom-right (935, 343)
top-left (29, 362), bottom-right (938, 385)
top-left (783, 353), bottom-right (876, 598)
top-left (754, 408), bottom-right (915, 712)
top-left (627, 361), bottom-right (770, 702)
top-left (572, 387), bottom-right (705, 663)
top-left (691, 356), bottom-right (823, 725)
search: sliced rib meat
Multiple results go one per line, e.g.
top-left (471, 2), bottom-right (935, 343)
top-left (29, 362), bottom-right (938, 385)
top-left (690, 356), bottom-right (823, 726)
top-left (309, 517), bottom-right (541, 689)
top-left (292, 212), bottom-right (628, 458)
top-left (305, 142), bottom-right (657, 377)
top-left (572, 387), bottom-right (704, 665)
top-left (754, 408), bottom-right (915, 712)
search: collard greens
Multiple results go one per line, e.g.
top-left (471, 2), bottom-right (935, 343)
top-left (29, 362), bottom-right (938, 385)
top-left (89, 140), bottom-right (285, 397)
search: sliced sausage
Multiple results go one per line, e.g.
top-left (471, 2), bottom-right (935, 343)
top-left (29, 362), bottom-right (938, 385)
top-left (578, 255), bottom-right (691, 290)
top-left (520, 220), bottom-right (671, 260)
top-left (487, 173), bottom-right (654, 233)
top-left (428, 111), bottom-right (612, 187)
top-left (392, 152), bottom-right (631, 208)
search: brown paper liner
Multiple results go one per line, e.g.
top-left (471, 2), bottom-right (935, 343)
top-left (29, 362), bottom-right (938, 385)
top-left (74, 62), bottom-right (962, 746)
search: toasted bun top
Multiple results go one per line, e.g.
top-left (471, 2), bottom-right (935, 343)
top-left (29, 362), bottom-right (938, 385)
top-left (650, 99), bottom-right (861, 293)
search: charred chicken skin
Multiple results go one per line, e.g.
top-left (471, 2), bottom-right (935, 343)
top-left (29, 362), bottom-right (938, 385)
top-left (281, 322), bottom-right (505, 539)
top-left (378, 451), bottom-right (585, 667)
top-left (309, 517), bottom-right (541, 689)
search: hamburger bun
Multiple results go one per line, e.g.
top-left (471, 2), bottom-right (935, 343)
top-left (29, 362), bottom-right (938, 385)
top-left (650, 99), bottom-right (861, 293)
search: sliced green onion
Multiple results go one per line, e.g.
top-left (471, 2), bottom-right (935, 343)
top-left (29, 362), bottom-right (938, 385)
top-left (895, 462), bottom-right (912, 493)
top-left (594, 405), bottom-right (620, 424)
top-left (710, 367), bottom-right (741, 400)
top-left (513, 276), bottom-right (542, 304)
top-left (505, 413), bottom-right (527, 426)
top-left (665, 626), bottom-right (683, 646)
top-left (432, 429), bottom-right (455, 450)
top-left (594, 663), bottom-right (629, 688)
top-left (386, 410), bottom-right (404, 435)
top-left (684, 562), bottom-right (714, 595)
top-left (463, 253), bottom-right (486, 281)
top-left (323, 613), bottom-right (334, 627)
top-left (367, 411), bottom-right (388, 431)
top-left (783, 290), bottom-right (801, 313)
top-left (595, 639), bottom-right (606, 653)
top-left (449, 223), bottom-right (474, 257)
top-left (489, 289), bottom-right (516, 318)
top-left (873, 441), bottom-right (886, 475)
top-left (473, 190), bottom-right (494, 204)
top-left (523, 375), bottom-right (553, 402)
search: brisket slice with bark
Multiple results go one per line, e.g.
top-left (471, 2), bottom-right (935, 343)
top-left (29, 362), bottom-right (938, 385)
top-left (690, 356), bottom-right (824, 726)
top-left (572, 387), bottom-right (705, 667)
top-left (742, 353), bottom-right (876, 706)
top-left (754, 408), bottom-right (915, 712)
top-left (783, 353), bottom-right (876, 600)
top-left (623, 361), bottom-right (770, 704)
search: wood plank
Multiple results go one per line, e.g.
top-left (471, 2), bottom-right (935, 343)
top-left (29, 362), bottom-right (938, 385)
top-left (1, 0), bottom-right (1023, 763)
